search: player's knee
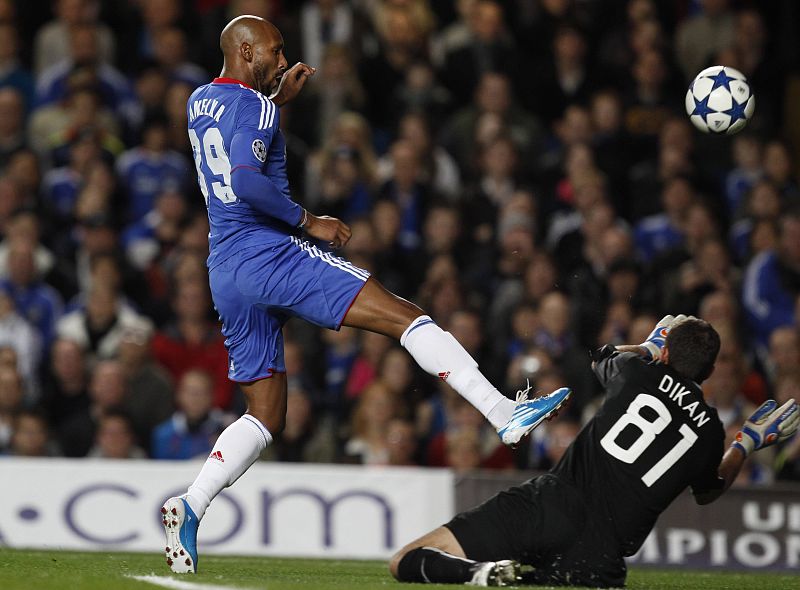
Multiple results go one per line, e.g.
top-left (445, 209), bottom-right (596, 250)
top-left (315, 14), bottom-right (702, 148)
top-left (248, 410), bottom-right (285, 436)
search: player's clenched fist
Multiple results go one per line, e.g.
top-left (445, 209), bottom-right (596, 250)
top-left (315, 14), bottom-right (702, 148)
top-left (271, 62), bottom-right (316, 106)
top-left (303, 213), bottom-right (352, 249)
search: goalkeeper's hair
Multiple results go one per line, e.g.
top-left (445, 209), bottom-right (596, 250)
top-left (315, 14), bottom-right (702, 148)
top-left (665, 319), bottom-right (720, 383)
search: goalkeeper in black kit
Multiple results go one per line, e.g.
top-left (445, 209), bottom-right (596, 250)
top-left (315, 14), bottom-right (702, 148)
top-left (390, 316), bottom-right (800, 587)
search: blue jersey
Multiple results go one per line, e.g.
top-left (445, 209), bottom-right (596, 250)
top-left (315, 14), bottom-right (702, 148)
top-left (187, 78), bottom-right (303, 269)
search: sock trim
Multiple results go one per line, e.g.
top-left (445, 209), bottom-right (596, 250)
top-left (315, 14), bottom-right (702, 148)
top-left (241, 414), bottom-right (273, 447)
top-left (400, 315), bottom-right (435, 345)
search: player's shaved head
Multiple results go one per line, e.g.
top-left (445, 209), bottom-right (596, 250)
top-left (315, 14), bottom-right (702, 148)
top-left (220, 15), bottom-right (276, 58)
top-left (218, 15), bottom-right (287, 95)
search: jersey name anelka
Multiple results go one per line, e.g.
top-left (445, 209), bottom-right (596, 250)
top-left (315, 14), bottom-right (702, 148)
top-left (187, 79), bottom-right (296, 270)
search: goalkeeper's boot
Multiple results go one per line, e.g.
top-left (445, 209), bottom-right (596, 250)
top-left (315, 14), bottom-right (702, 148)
top-left (498, 386), bottom-right (572, 446)
top-left (161, 496), bottom-right (199, 573)
top-left (466, 560), bottom-right (521, 587)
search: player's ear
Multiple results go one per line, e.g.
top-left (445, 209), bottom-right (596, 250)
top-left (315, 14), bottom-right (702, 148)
top-left (240, 42), bottom-right (253, 62)
top-left (661, 345), bottom-right (670, 364)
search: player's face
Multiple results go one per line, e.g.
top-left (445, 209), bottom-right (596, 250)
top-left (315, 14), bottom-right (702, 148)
top-left (253, 28), bottom-right (287, 95)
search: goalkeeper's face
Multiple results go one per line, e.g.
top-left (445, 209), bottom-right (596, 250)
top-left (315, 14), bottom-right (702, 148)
top-left (253, 27), bottom-right (288, 95)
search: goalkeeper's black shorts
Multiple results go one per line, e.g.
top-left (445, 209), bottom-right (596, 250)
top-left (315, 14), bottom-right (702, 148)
top-left (444, 473), bottom-right (627, 588)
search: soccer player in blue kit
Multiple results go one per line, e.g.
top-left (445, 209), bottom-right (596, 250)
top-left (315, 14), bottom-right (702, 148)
top-left (160, 15), bottom-right (571, 574)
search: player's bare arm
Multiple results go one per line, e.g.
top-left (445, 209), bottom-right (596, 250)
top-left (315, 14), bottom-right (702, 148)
top-left (270, 62), bottom-right (316, 106)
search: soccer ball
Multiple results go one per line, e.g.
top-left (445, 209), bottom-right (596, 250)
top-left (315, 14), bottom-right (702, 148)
top-left (684, 65), bottom-right (755, 135)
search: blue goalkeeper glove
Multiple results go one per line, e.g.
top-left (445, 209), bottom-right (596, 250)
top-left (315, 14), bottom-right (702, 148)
top-left (640, 314), bottom-right (688, 360)
top-left (732, 399), bottom-right (800, 457)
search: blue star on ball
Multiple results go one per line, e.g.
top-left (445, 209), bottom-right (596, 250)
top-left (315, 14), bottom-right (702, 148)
top-left (691, 95), bottom-right (714, 122)
top-left (724, 98), bottom-right (748, 124)
top-left (705, 69), bottom-right (736, 92)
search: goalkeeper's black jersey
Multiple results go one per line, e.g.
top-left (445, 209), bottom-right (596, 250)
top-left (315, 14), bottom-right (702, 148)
top-left (551, 347), bottom-right (725, 556)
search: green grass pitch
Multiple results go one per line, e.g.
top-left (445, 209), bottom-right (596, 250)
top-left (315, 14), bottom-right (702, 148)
top-left (0, 549), bottom-right (796, 590)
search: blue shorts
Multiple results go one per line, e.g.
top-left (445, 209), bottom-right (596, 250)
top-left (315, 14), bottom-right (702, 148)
top-left (209, 236), bottom-right (369, 382)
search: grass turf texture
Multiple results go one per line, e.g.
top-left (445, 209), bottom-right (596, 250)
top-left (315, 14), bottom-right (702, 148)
top-left (0, 549), bottom-right (797, 590)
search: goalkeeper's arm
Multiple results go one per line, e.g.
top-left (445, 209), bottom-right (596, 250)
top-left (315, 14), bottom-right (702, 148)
top-left (695, 399), bottom-right (799, 505)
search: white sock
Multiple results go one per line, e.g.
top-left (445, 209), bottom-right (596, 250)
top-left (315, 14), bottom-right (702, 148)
top-left (401, 316), bottom-right (515, 429)
top-left (184, 414), bottom-right (272, 520)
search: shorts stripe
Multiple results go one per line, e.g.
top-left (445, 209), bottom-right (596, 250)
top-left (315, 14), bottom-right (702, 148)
top-left (289, 237), bottom-right (370, 281)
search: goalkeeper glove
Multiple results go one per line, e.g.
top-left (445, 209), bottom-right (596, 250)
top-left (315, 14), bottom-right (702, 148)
top-left (732, 399), bottom-right (800, 457)
top-left (640, 314), bottom-right (688, 360)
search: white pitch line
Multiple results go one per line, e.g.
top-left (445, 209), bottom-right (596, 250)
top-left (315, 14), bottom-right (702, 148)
top-left (128, 574), bottom-right (253, 590)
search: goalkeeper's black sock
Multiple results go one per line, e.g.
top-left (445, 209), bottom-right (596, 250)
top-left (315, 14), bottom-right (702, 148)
top-left (396, 546), bottom-right (477, 583)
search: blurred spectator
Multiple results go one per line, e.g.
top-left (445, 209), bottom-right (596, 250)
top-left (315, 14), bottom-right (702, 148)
top-left (56, 281), bottom-right (152, 360)
top-left (152, 279), bottom-right (233, 410)
top-left (623, 49), bottom-right (680, 154)
top-left (35, 23), bottom-right (136, 126)
top-left (765, 326), bottom-right (800, 389)
top-left (33, 0), bottom-right (115, 75)
top-left (725, 134), bottom-right (763, 216)
top-left (359, 2), bottom-right (431, 132)
top-left (118, 323), bottom-right (173, 452)
top-left (0, 238), bottom-right (63, 346)
top-left (150, 27), bottom-right (207, 89)
top-left (290, 43), bottom-right (366, 148)
top-left (122, 190), bottom-right (189, 273)
top-left (427, 394), bottom-right (514, 470)
top-left (634, 176), bottom-right (695, 263)
top-left (762, 140), bottom-right (800, 202)
top-left (378, 112), bottom-right (461, 201)
top-left (299, 0), bottom-right (354, 74)
top-left (321, 326), bottom-right (359, 414)
top-left (385, 417), bottom-right (419, 466)
top-left (529, 23), bottom-right (597, 126)
top-left (0, 88), bottom-right (26, 167)
top-left (442, 71), bottom-right (543, 174)
top-left (344, 330), bottom-right (392, 400)
top-left (0, 289), bottom-right (41, 397)
top-left (430, 0), bottom-right (475, 68)
top-left (57, 358), bottom-right (126, 456)
top-left (41, 338), bottom-right (89, 435)
top-left (88, 411), bottom-right (146, 459)
top-left (742, 209), bottom-right (800, 356)
top-left (674, 0), bottom-right (735, 81)
top-left (441, 0), bottom-right (519, 112)
top-left (0, 24), bottom-right (34, 113)
top-left (378, 139), bottom-right (432, 251)
top-left (0, 365), bottom-right (23, 452)
top-left (116, 113), bottom-right (190, 223)
top-left (151, 369), bottom-right (230, 460)
top-left (305, 111), bottom-right (377, 212)
top-left (7, 409), bottom-right (54, 456)
top-left (343, 379), bottom-right (400, 464)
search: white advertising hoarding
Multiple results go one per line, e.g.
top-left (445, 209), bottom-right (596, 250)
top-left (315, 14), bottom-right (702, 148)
top-left (0, 458), bottom-right (455, 558)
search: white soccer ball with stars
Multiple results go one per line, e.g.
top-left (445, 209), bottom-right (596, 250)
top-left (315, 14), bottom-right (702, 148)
top-left (684, 65), bottom-right (755, 135)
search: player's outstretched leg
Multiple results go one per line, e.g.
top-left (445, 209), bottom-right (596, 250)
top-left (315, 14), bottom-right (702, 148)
top-left (342, 278), bottom-right (568, 446)
top-left (161, 496), bottom-right (199, 573)
top-left (497, 386), bottom-right (572, 446)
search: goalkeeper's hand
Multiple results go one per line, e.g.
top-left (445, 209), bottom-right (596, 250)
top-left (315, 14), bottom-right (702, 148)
top-left (732, 399), bottom-right (799, 457)
top-left (640, 314), bottom-right (688, 360)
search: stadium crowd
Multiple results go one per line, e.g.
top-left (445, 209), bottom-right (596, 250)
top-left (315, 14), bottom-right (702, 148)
top-left (0, 0), bottom-right (799, 485)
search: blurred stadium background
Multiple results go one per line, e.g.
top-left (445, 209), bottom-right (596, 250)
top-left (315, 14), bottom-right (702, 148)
top-left (1, 0), bottom-right (800, 576)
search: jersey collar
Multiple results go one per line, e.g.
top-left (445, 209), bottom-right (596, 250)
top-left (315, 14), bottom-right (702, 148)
top-left (212, 77), bottom-right (253, 89)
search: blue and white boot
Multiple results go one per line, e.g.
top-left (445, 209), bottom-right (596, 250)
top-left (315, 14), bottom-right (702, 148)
top-left (161, 496), bottom-right (199, 573)
top-left (497, 386), bottom-right (572, 446)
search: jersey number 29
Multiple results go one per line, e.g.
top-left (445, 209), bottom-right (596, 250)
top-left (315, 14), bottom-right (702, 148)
top-left (188, 127), bottom-right (237, 206)
top-left (601, 393), bottom-right (698, 487)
